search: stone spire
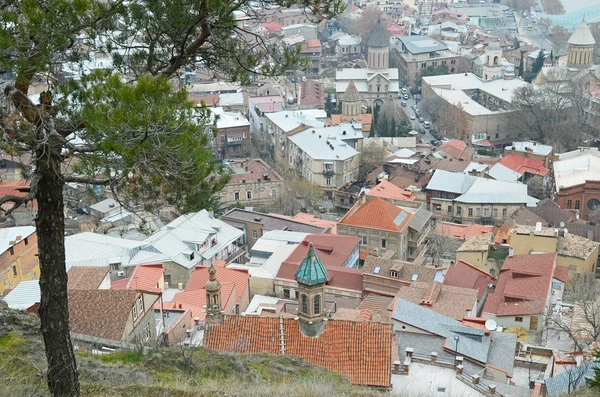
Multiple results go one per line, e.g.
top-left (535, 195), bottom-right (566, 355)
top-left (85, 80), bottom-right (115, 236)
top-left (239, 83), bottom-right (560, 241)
top-left (205, 264), bottom-right (223, 324)
top-left (367, 19), bottom-right (390, 70)
top-left (567, 19), bottom-right (595, 68)
top-left (295, 242), bottom-right (328, 337)
top-left (367, 19), bottom-right (389, 48)
top-left (342, 80), bottom-right (361, 118)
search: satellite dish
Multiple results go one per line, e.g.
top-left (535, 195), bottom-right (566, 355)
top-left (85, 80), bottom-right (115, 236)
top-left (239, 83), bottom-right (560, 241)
top-left (560, 222), bottom-right (565, 228)
top-left (485, 319), bottom-right (497, 331)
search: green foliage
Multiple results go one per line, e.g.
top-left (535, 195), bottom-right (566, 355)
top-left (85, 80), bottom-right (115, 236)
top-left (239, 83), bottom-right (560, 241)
top-left (98, 351), bottom-right (143, 364)
top-left (477, 148), bottom-right (496, 156)
top-left (416, 65), bottom-right (449, 86)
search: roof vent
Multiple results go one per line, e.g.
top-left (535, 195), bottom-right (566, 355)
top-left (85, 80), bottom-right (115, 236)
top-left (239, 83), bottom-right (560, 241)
top-left (285, 114), bottom-right (289, 118)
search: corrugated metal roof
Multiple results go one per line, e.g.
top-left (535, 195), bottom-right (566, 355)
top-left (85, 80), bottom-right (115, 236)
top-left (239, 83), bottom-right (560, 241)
top-left (65, 233), bottom-right (148, 270)
top-left (0, 226), bottom-right (35, 255)
top-left (426, 170), bottom-right (478, 194)
top-left (408, 208), bottom-right (432, 232)
top-left (455, 178), bottom-right (528, 204)
top-left (486, 163), bottom-right (521, 183)
top-left (2, 280), bottom-right (40, 310)
top-left (250, 238), bottom-right (288, 254)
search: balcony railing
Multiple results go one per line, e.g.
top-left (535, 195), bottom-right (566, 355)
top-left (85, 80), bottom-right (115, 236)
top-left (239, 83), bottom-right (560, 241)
top-left (323, 168), bottom-right (334, 176)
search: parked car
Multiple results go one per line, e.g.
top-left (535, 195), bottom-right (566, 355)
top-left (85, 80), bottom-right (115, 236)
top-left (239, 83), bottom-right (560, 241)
top-left (401, 101), bottom-right (407, 107)
top-left (403, 94), bottom-right (409, 100)
top-left (423, 121), bottom-right (430, 129)
top-left (411, 105), bottom-right (416, 110)
top-left (409, 114), bottom-right (416, 120)
top-left (418, 117), bottom-right (424, 123)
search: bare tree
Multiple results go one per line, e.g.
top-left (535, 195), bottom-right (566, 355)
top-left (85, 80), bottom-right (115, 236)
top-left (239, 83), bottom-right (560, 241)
top-left (509, 68), bottom-right (589, 151)
top-left (418, 96), bottom-right (446, 130)
top-left (542, 0), bottom-right (565, 15)
top-left (359, 141), bottom-right (386, 179)
top-left (550, 26), bottom-right (571, 56)
top-left (527, 177), bottom-right (550, 200)
top-left (564, 361), bottom-right (595, 395)
top-left (549, 275), bottom-right (600, 352)
top-left (426, 232), bottom-right (454, 267)
top-left (345, 6), bottom-right (385, 45)
top-left (437, 102), bottom-right (470, 141)
top-left (274, 178), bottom-right (322, 216)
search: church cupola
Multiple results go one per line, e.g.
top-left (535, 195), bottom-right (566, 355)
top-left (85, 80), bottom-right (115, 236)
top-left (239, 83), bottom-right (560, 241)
top-left (342, 80), bottom-right (361, 118)
top-left (567, 19), bottom-right (595, 68)
top-left (483, 39), bottom-right (503, 81)
top-left (367, 20), bottom-right (390, 70)
top-left (295, 242), bottom-right (328, 336)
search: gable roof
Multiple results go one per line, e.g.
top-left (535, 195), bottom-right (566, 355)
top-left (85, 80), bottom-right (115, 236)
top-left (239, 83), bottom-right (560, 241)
top-left (426, 170), bottom-right (478, 194)
top-left (508, 207), bottom-right (548, 227)
top-left (0, 226), bottom-right (35, 257)
top-left (124, 264), bottom-right (164, 292)
top-left (499, 153), bottom-right (550, 177)
top-left (528, 199), bottom-right (573, 226)
top-left (204, 316), bottom-right (392, 387)
top-left (67, 266), bottom-right (109, 290)
top-left (437, 139), bottom-right (474, 161)
top-left (366, 179), bottom-right (416, 202)
top-left (2, 280), bottom-right (40, 310)
top-left (443, 260), bottom-right (496, 300)
top-left (338, 197), bottom-right (414, 232)
top-left (486, 163), bottom-right (521, 183)
top-left (68, 289), bottom-right (141, 341)
top-left (185, 261), bottom-right (249, 304)
top-left (483, 253), bottom-right (556, 317)
top-left (65, 232), bottom-right (148, 270)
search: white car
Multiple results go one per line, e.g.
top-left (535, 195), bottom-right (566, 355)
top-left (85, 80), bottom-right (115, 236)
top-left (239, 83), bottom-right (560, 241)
top-left (409, 114), bottom-right (416, 120)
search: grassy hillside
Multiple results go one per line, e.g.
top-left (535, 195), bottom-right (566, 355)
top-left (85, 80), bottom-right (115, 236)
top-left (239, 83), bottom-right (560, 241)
top-left (0, 301), bottom-right (383, 397)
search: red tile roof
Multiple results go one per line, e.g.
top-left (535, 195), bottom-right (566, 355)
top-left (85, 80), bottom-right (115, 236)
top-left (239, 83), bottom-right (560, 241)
top-left (125, 264), bottom-right (164, 292)
top-left (553, 265), bottom-right (569, 283)
top-left (483, 254), bottom-right (556, 317)
top-left (261, 22), bottom-right (282, 33)
top-left (228, 158), bottom-right (284, 184)
top-left (442, 260), bottom-right (496, 300)
top-left (305, 39), bottom-right (322, 51)
top-left (67, 266), bottom-right (109, 290)
top-left (185, 261), bottom-right (249, 304)
top-left (338, 197), bottom-right (414, 232)
top-left (68, 289), bottom-right (140, 341)
top-left (367, 179), bottom-right (416, 202)
top-left (204, 316), bottom-right (392, 387)
top-left (438, 139), bottom-right (474, 160)
top-left (167, 282), bottom-right (236, 321)
top-left (111, 277), bottom-right (130, 289)
top-left (435, 223), bottom-right (493, 240)
top-left (499, 154), bottom-right (550, 177)
top-left (275, 234), bottom-right (363, 292)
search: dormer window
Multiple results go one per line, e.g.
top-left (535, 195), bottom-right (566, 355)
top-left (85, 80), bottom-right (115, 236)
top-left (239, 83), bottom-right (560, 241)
top-left (190, 252), bottom-right (195, 261)
top-left (390, 271), bottom-right (399, 278)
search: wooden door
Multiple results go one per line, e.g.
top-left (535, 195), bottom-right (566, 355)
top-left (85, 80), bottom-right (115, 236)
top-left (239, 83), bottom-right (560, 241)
top-left (530, 316), bottom-right (538, 331)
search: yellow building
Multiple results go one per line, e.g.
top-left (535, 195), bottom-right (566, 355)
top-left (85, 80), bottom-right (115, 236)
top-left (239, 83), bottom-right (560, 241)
top-left (0, 227), bottom-right (39, 295)
top-left (509, 226), bottom-right (599, 285)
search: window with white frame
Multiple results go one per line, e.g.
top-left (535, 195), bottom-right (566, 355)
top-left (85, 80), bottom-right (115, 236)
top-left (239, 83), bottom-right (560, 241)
top-left (326, 177), bottom-right (331, 185)
top-left (137, 297), bottom-right (144, 313)
top-left (132, 304), bottom-right (138, 321)
top-left (390, 270), bottom-right (398, 278)
top-left (145, 323), bottom-right (150, 341)
top-left (247, 190), bottom-right (252, 200)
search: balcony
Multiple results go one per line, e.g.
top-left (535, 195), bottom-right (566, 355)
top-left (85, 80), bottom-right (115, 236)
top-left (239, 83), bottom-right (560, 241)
top-left (323, 168), bottom-right (335, 176)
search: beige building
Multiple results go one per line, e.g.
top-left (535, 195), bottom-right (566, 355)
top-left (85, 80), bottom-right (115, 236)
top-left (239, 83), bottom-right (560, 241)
top-left (337, 197), bottom-right (432, 262)
top-left (427, 170), bottom-right (534, 225)
top-left (509, 225), bottom-right (599, 285)
top-left (421, 71), bottom-right (528, 147)
top-left (287, 124), bottom-right (362, 191)
top-left (219, 159), bottom-right (284, 207)
top-left (455, 233), bottom-right (495, 274)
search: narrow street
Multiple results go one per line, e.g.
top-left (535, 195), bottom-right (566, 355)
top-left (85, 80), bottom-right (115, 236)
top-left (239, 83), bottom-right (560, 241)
top-left (397, 92), bottom-right (437, 143)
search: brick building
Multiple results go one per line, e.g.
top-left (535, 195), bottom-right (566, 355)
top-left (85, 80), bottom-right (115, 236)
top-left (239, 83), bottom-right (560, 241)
top-left (208, 107), bottom-right (250, 160)
top-left (554, 148), bottom-right (600, 219)
top-left (0, 227), bottom-right (38, 295)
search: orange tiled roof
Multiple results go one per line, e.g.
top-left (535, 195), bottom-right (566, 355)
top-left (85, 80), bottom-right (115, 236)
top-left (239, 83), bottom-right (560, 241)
top-left (435, 222), bottom-right (492, 240)
top-left (126, 264), bottom-right (164, 292)
top-left (168, 282), bottom-right (235, 321)
top-left (367, 179), bottom-right (416, 202)
top-left (185, 261), bottom-right (249, 304)
top-left (338, 197), bottom-right (413, 232)
top-left (205, 315), bottom-right (392, 387)
top-left (268, 212), bottom-right (337, 234)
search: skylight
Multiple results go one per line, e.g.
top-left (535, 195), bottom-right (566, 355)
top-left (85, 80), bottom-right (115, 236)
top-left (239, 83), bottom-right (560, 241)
top-left (411, 274), bottom-right (419, 281)
top-left (373, 266), bottom-right (380, 275)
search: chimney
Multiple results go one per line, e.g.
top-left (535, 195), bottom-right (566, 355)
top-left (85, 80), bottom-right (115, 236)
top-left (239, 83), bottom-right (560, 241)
top-left (178, 283), bottom-right (184, 291)
top-left (373, 248), bottom-right (379, 257)
top-left (535, 222), bottom-right (542, 232)
top-left (508, 247), bottom-right (514, 257)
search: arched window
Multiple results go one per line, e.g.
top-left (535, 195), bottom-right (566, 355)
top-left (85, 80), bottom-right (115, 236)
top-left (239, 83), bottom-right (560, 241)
top-left (567, 200), bottom-right (572, 209)
top-left (213, 295), bottom-right (218, 305)
top-left (301, 294), bottom-right (308, 314)
top-left (575, 200), bottom-right (581, 210)
top-left (493, 56), bottom-right (498, 65)
top-left (314, 295), bottom-right (321, 315)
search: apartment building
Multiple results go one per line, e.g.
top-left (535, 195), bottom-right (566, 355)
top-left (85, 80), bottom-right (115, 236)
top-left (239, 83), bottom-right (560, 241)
top-left (219, 159), bottom-right (285, 207)
top-left (208, 107), bottom-right (250, 159)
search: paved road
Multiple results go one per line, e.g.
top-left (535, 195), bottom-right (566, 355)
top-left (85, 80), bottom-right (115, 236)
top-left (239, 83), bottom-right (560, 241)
top-left (397, 92), bottom-right (437, 143)
top-left (515, 14), bottom-right (554, 51)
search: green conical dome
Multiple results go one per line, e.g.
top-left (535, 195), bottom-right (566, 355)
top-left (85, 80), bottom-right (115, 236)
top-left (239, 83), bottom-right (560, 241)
top-left (294, 242), bottom-right (328, 286)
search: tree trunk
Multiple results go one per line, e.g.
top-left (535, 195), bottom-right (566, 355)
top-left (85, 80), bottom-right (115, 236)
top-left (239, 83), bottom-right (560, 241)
top-left (36, 139), bottom-right (81, 396)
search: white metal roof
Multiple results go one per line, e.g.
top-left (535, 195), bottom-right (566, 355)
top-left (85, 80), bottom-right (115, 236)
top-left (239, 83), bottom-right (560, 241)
top-left (455, 178), bottom-right (528, 204)
top-left (243, 294), bottom-right (281, 316)
top-left (504, 141), bottom-right (552, 156)
top-left (553, 148), bottom-right (600, 191)
top-left (427, 170), bottom-right (479, 194)
top-left (0, 226), bottom-right (36, 255)
top-left (209, 107), bottom-right (250, 129)
top-left (338, 34), bottom-right (361, 46)
top-left (89, 198), bottom-right (120, 214)
top-left (2, 280), bottom-right (40, 310)
top-left (65, 232), bottom-right (148, 270)
top-left (568, 20), bottom-right (596, 46)
top-left (288, 126), bottom-right (360, 161)
top-left (423, 72), bottom-right (528, 104)
top-left (266, 110), bottom-right (326, 132)
top-left (486, 163), bottom-right (522, 183)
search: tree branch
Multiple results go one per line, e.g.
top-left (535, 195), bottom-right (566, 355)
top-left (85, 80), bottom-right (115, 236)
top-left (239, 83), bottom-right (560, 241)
top-left (62, 175), bottom-right (115, 185)
top-left (0, 172), bottom-right (40, 215)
